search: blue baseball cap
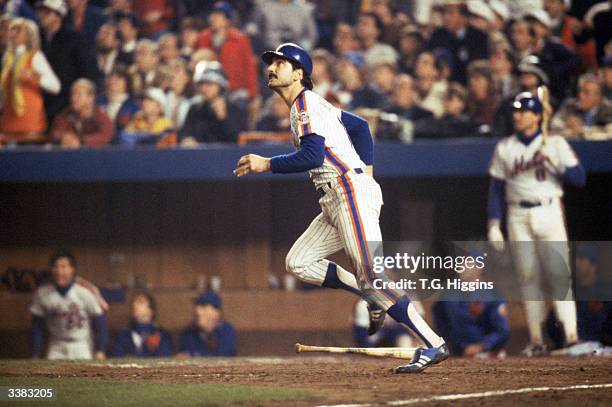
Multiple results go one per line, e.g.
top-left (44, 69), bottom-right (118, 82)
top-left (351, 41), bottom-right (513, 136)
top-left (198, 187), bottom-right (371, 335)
top-left (194, 291), bottom-right (222, 308)
top-left (513, 92), bottom-right (543, 114)
top-left (262, 43), bottom-right (313, 76)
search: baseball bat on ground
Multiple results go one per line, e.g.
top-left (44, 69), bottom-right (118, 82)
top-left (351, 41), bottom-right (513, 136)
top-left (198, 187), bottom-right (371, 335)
top-left (295, 343), bottom-right (417, 360)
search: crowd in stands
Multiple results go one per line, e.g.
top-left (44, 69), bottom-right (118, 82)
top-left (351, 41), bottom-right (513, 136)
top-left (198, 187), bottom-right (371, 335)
top-left (0, 0), bottom-right (610, 147)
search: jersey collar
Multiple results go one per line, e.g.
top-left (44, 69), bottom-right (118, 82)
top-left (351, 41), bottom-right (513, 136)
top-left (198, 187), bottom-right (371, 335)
top-left (291, 87), bottom-right (308, 107)
top-left (516, 130), bottom-right (541, 146)
top-left (54, 279), bottom-right (75, 297)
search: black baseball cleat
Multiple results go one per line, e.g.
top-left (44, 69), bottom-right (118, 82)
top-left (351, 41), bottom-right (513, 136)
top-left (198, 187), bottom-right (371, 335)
top-left (367, 302), bottom-right (386, 335)
top-left (394, 343), bottom-right (449, 374)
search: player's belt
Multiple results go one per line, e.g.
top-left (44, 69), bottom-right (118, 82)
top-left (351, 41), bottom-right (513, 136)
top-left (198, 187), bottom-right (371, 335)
top-left (317, 168), bottom-right (364, 197)
top-left (518, 198), bottom-right (554, 208)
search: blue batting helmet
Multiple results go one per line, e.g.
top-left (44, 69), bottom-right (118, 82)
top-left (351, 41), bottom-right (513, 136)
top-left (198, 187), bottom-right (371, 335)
top-left (261, 43), bottom-right (313, 76)
top-left (513, 92), bottom-right (543, 114)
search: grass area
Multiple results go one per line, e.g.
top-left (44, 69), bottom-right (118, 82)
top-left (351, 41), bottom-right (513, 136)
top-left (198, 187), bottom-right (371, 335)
top-left (0, 377), bottom-right (317, 406)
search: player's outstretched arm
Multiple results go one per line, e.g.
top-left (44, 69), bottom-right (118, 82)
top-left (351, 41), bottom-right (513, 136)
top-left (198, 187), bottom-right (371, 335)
top-left (234, 135), bottom-right (325, 177)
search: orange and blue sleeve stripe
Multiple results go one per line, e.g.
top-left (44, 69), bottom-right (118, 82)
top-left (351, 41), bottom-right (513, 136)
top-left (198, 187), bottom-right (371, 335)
top-left (296, 93), bottom-right (313, 136)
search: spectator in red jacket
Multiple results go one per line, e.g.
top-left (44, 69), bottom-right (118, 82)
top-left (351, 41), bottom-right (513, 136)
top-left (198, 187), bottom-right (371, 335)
top-left (51, 78), bottom-right (114, 147)
top-left (195, 2), bottom-right (258, 102)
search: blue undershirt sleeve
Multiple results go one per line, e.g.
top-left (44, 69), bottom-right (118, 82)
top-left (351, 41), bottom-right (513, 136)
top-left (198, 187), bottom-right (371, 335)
top-left (487, 177), bottom-right (506, 221)
top-left (269, 134), bottom-right (325, 174)
top-left (31, 316), bottom-right (45, 357)
top-left (93, 314), bottom-right (109, 353)
top-left (341, 110), bottom-right (374, 165)
top-left (563, 164), bottom-right (586, 187)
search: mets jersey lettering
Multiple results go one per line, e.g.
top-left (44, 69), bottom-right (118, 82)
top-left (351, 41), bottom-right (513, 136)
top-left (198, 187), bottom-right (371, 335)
top-left (489, 134), bottom-right (579, 203)
top-left (30, 283), bottom-right (103, 341)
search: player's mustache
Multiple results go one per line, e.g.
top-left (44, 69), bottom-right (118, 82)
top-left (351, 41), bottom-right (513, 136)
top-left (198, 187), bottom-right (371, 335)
top-left (268, 73), bottom-right (277, 79)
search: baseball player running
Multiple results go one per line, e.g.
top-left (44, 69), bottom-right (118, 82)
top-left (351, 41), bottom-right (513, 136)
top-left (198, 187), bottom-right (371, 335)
top-left (30, 250), bottom-right (109, 359)
top-left (234, 43), bottom-right (448, 373)
top-left (487, 92), bottom-right (586, 356)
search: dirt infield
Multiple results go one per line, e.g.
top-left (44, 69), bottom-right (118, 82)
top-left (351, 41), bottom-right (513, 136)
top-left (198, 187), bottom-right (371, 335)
top-left (1, 356), bottom-right (612, 406)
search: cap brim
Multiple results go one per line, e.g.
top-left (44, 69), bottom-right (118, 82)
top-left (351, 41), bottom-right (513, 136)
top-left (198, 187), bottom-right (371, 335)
top-left (261, 51), bottom-right (286, 65)
top-left (261, 51), bottom-right (302, 68)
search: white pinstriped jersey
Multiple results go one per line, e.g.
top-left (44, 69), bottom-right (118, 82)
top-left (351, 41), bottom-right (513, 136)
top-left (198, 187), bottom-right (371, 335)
top-left (489, 134), bottom-right (579, 203)
top-left (30, 281), bottom-right (104, 342)
top-left (290, 89), bottom-right (365, 188)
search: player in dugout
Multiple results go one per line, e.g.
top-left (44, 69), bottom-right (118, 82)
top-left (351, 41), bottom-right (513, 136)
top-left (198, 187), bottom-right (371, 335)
top-left (30, 250), bottom-right (109, 360)
top-left (110, 292), bottom-right (174, 357)
top-left (178, 290), bottom-right (237, 357)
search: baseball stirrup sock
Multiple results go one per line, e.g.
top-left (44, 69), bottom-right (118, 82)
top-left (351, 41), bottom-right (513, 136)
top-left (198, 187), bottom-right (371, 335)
top-left (524, 301), bottom-right (546, 344)
top-left (553, 300), bottom-right (578, 344)
top-left (387, 295), bottom-right (443, 348)
top-left (322, 262), bottom-right (362, 296)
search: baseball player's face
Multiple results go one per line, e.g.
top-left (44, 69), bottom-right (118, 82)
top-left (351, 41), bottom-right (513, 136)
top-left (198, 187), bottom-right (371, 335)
top-left (132, 294), bottom-right (154, 324)
top-left (52, 257), bottom-right (75, 287)
top-left (267, 57), bottom-right (299, 89)
top-left (194, 304), bottom-right (221, 333)
top-left (513, 109), bottom-right (540, 134)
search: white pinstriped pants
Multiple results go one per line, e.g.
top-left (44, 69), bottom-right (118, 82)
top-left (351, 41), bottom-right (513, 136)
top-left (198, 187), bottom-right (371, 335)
top-left (286, 171), bottom-right (400, 309)
top-left (507, 200), bottom-right (578, 345)
top-left (285, 171), bottom-right (443, 348)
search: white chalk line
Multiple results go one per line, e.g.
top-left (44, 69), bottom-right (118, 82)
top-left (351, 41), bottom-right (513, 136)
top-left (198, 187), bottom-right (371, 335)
top-left (317, 382), bottom-right (612, 407)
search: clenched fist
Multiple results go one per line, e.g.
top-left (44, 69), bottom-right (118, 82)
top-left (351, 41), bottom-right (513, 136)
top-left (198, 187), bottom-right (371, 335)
top-left (234, 154), bottom-right (271, 177)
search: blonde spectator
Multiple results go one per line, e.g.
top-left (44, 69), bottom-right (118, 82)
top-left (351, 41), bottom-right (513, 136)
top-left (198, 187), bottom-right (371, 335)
top-left (50, 78), bottom-right (113, 148)
top-left (0, 17), bottom-right (60, 142)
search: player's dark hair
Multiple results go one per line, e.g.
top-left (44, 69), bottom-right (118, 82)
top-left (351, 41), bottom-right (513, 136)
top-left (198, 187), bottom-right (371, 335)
top-left (289, 60), bottom-right (314, 90)
top-left (133, 291), bottom-right (157, 320)
top-left (50, 249), bottom-right (77, 269)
